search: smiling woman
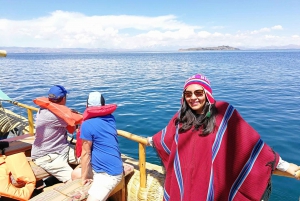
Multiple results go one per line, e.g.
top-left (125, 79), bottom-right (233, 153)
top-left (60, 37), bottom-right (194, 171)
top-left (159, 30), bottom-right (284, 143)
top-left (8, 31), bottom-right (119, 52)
top-left (0, 50), bottom-right (7, 57)
top-left (147, 73), bottom-right (300, 201)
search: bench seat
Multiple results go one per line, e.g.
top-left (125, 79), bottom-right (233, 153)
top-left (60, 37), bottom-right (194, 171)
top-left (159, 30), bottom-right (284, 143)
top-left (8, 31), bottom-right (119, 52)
top-left (27, 158), bottom-right (51, 181)
top-left (29, 163), bottom-right (134, 201)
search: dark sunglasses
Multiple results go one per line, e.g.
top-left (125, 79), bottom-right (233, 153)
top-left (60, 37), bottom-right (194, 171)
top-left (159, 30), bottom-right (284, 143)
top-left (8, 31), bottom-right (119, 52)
top-left (183, 89), bottom-right (205, 98)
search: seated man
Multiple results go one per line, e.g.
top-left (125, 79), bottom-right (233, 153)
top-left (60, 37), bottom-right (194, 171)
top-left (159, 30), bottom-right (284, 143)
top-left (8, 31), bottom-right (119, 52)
top-left (72, 92), bottom-right (123, 201)
top-left (31, 85), bottom-right (80, 183)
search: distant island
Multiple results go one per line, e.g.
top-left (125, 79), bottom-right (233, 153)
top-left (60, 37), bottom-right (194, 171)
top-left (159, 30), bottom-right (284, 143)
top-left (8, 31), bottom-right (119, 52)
top-left (2, 44), bottom-right (300, 53)
top-left (179, 45), bottom-right (240, 51)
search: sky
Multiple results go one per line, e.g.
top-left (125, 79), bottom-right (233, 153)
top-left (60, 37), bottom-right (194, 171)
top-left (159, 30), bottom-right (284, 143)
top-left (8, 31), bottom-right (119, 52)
top-left (0, 0), bottom-right (300, 51)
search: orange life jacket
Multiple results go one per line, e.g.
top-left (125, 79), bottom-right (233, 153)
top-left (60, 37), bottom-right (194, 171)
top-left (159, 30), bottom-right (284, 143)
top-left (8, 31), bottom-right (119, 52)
top-left (0, 152), bottom-right (36, 201)
top-left (33, 97), bottom-right (83, 133)
top-left (75, 104), bottom-right (117, 158)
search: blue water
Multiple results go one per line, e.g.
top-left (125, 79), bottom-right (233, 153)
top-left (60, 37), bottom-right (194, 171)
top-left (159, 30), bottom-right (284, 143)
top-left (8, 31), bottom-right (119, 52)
top-left (1, 51), bottom-right (300, 200)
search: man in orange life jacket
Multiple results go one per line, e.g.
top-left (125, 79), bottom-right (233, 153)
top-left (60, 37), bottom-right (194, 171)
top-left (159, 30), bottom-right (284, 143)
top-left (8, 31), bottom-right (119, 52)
top-left (31, 85), bottom-right (75, 183)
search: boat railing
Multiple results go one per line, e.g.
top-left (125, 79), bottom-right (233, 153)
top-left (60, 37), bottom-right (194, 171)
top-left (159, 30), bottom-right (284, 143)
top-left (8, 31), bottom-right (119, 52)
top-left (117, 130), bottom-right (148, 190)
top-left (8, 100), bottom-right (38, 135)
top-left (4, 100), bottom-right (299, 195)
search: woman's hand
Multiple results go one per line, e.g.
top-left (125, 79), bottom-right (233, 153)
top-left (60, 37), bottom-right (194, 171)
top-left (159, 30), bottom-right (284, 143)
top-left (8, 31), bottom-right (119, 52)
top-left (147, 137), bottom-right (153, 147)
top-left (286, 163), bottom-right (300, 180)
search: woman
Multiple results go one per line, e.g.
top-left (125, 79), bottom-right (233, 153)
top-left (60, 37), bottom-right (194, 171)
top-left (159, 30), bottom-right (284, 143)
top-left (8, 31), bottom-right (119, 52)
top-left (147, 73), bottom-right (300, 201)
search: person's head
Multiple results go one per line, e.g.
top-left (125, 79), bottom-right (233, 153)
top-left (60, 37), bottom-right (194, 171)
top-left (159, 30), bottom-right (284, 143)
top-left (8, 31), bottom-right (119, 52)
top-left (86, 91), bottom-right (105, 107)
top-left (48, 85), bottom-right (68, 105)
top-left (183, 74), bottom-right (215, 114)
top-left (176, 73), bottom-right (216, 136)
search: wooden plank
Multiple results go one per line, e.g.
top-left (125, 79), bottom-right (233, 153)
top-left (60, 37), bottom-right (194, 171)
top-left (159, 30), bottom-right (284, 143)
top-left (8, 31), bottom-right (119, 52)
top-left (1, 141), bottom-right (32, 156)
top-left (0, 134), bottom-right (33, 156)
top-left (29, 189), bottom-right (69, 201)
top-left (273, 169), bottom-right (300, 178)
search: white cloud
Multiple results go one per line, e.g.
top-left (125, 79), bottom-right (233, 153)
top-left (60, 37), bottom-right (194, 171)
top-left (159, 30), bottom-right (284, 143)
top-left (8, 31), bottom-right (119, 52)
top-left (272, 25), bottom-right (283, 30)
top-left (211, 26), bottom-right (225, 30)
top-left (265, 35), bottom-right (280, 39)
top-left (0, 11), bottom-right (299, 50)
top-left (212, 32), bottom-right (223, 37)
top-left (249, 25), bottom-right (283, 35)
top-left (250, 27), bottom-right (270, 34)
top-left (197, 31), bottom-right (211, 38)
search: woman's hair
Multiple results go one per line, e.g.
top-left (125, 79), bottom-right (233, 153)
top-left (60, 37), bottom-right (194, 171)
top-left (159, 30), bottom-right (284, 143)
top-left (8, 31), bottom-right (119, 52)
top-left (175, 99), bottom-right (217, 136)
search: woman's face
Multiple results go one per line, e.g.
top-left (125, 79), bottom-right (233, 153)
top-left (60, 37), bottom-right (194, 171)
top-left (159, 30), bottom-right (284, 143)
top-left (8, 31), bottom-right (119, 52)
top-left (184, 84), bottom-right (207, 114)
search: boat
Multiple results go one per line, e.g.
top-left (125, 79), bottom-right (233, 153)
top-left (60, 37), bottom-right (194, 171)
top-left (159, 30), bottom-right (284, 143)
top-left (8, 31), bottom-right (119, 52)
top-left (0, 76), bottom-right (165, 200)
top-left (0, 50), bottom-right (298, 201)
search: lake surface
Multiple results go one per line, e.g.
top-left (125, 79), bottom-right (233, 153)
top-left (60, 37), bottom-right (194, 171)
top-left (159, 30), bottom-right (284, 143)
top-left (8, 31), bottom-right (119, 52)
top-left (1, 50), bottom-right (300, 200)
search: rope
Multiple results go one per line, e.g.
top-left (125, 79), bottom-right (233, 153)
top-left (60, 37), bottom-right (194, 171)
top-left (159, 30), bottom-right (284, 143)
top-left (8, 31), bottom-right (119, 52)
top-left (0, 101), bottom-right (28, 138)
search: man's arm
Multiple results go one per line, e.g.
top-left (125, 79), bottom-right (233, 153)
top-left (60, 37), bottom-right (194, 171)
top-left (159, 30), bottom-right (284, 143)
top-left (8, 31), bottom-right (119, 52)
top-left (81, 139), bottom-right (93, 184)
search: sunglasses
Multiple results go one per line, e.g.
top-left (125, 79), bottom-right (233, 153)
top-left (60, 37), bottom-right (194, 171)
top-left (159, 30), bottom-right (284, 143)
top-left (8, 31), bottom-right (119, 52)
top-left (184, 89), bottom-right (205, 98)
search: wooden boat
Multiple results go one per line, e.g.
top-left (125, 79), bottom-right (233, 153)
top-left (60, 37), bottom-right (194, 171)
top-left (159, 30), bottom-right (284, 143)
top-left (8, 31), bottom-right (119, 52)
top-left (0, 87), bottom-right (165, 201)
top-left (0, 50), bottom-right (298, 201)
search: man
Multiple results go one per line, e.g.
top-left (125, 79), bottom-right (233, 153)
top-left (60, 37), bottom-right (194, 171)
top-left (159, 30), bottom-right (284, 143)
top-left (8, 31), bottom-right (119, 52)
top-left (31, 85), bottom-right (77, 183)
top-left (74, 91), bottom-right (123, 201)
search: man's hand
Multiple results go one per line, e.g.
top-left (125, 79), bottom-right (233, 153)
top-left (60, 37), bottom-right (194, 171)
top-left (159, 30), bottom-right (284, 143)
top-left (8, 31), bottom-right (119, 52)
top-left (71, 109), bottom-right (81, 114)
top-left (81, 178), bottom-right (93, 186)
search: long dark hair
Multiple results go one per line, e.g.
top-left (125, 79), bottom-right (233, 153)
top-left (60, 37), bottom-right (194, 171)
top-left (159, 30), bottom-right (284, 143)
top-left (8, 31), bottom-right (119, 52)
top-left (175, 99), bottom-right (217, 136)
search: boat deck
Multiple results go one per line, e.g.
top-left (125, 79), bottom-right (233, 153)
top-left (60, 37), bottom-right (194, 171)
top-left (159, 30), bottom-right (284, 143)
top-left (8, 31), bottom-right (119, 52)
top-left (0, 134), bottom-right (166, 201)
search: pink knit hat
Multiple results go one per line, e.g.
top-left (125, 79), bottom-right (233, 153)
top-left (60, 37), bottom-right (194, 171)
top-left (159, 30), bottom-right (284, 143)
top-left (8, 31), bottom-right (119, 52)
top-left (183, 74), bottom-right (215, 104)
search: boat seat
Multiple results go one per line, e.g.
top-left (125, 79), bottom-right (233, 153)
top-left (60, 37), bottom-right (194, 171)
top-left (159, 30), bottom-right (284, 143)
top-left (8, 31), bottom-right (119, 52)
top-left (29, 162), bottom-right (135, 201)
top-left (27, 157), bottom-right (51, 181)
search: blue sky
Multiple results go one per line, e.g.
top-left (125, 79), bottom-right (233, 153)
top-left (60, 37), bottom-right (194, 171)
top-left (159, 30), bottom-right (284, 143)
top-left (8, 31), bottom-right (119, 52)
top-left (0, 0), bottom-right (299, 50)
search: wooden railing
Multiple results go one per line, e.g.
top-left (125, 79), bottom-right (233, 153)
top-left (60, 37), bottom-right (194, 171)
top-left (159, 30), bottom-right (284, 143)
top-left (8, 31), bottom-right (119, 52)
top-left (117, 130), bottom-right (148, 190)
top-left (8, 101), bottom-right (38, 135)
top-left (5, 100), bottom-right (300, 197)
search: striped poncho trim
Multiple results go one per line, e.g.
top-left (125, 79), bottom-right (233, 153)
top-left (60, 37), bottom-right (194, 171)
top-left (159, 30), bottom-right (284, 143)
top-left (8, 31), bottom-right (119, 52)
top-left (207, 104), bottom-right (235, 201)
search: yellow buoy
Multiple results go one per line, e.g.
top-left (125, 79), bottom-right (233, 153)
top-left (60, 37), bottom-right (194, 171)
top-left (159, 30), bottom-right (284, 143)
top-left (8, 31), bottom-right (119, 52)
top-left (0, 50), bottom-right (7, 57)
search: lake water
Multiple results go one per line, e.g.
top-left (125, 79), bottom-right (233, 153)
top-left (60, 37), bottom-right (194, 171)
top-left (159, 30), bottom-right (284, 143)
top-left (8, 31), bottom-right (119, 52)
top-left (1, 50), bottom-right (300, 200)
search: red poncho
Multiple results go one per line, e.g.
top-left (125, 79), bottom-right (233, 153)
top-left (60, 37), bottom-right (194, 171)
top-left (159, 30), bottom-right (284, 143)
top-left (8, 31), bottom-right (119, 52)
top-left (153, 101), bottom-right (279, 201)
